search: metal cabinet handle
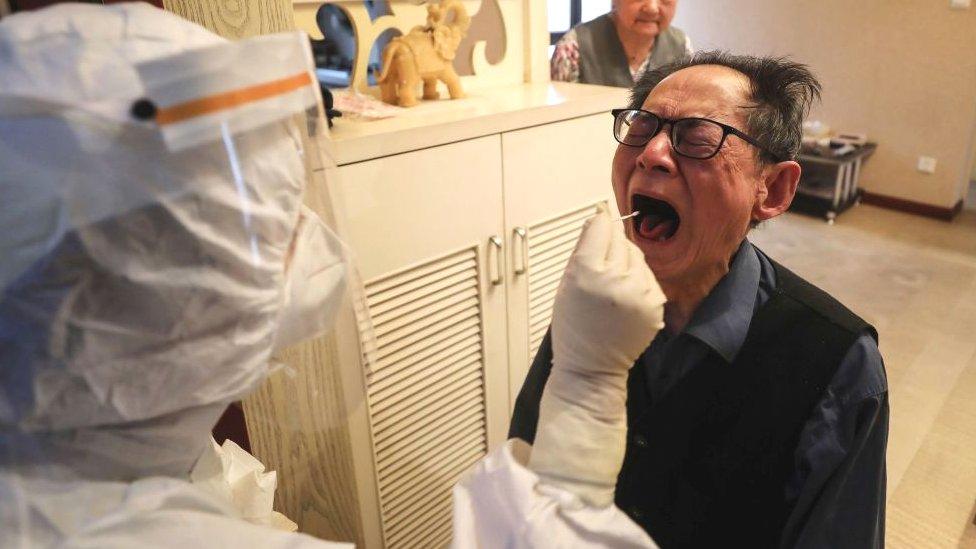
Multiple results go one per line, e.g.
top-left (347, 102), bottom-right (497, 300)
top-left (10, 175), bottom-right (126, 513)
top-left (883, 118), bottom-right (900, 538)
top-left (488, 235), bottom-right (504, 286)
top-left (513, 226), bottom-right (528, 275)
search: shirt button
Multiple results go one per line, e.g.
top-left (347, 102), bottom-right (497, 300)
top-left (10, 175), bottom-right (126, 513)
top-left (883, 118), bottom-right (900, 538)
top-left (633, 434), bottom-right (649, 448)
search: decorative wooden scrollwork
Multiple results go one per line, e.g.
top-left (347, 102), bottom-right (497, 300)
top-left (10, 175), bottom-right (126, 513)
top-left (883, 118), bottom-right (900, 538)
top-left (293, 0), bottom-right (521, 92)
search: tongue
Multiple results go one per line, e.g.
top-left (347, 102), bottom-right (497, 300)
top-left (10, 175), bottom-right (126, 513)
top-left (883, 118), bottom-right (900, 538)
top-left (639, 214), bottom-right (676, 241)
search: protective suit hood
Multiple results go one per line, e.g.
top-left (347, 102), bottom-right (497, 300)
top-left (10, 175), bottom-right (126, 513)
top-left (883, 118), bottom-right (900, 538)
top-left (0, 3), bottom-right (346, 480)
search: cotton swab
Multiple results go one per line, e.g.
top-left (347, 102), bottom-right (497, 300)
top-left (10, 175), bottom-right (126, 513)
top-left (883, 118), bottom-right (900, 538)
top-left (614, 211), bottom-right (640, 222)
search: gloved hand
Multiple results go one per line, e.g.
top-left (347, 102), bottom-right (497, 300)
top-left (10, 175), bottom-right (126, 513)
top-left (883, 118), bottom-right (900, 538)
top-left (528, 205), bottom-right (666, 507)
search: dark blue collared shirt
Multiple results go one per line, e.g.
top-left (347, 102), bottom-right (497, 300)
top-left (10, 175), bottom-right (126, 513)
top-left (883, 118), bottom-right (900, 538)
top-left (638, 240), bottom-right (888, 548)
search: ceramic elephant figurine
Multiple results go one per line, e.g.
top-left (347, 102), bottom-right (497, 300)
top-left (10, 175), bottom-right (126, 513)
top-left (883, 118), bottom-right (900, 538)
top-left (377, 0), bottom-right (471, 107)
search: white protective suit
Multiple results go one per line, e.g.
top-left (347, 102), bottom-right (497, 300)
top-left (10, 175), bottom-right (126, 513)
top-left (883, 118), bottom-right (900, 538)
top-left (0, 4), bottom-right (661, 548)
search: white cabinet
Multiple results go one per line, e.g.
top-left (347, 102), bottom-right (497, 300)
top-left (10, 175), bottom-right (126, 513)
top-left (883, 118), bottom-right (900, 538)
top-left (246, 82), bottom-right (628, 549)
top-left (332, 136), bottom-right (510, 548)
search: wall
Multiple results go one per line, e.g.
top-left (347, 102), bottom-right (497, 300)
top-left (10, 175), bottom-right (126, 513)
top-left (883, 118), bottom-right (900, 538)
top-left (971, 134), bottom-right (976, 182)
top-left (673, 0), bottom-right (976, 209)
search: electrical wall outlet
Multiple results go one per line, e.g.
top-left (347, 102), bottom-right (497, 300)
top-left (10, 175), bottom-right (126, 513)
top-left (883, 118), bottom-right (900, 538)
top-left (917, 156), bottom-right (937, 174)
top-left (950, 0), bottom-right (970, 9)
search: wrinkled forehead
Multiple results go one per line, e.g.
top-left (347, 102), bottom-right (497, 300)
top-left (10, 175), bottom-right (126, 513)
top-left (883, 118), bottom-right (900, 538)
top-left (643, 65), bottom-right (752, 125)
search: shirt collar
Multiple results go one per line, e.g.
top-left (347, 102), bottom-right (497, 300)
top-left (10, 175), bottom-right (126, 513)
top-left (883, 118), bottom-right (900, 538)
top-left (682, 240), bottom-right (761, 363)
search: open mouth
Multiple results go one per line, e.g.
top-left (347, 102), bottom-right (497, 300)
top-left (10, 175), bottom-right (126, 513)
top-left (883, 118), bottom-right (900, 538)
top-left (631, 194), bottom-right (680, 242)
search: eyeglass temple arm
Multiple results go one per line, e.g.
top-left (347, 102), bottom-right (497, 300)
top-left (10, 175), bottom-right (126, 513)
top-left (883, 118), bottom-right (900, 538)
top-left (724, 125), bottom-right (783, 162)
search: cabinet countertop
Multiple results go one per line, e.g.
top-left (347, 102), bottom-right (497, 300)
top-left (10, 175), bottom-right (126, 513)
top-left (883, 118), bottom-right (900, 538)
top-left (322, 82), bottom-right (629, 166)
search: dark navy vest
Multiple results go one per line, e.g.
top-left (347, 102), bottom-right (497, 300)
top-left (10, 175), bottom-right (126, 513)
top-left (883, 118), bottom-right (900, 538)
top-left (509, 255), bottom-right (877, 548)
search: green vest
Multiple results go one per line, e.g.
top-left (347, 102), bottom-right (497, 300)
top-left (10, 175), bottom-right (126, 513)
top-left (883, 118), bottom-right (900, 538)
top-left (575, 14), bottom-right (688, 88)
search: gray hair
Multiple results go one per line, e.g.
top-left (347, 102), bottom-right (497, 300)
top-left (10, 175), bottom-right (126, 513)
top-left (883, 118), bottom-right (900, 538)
top-left (629, 51), bottom-right (822, 164)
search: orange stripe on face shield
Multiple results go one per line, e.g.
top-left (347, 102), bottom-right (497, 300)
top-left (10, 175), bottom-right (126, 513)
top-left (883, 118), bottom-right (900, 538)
top-left (155, 71), bottom-right (313, 126)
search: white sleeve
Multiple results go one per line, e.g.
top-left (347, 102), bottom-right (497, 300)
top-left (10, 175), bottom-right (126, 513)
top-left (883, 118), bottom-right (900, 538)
top-left (3, 474), bottom-right (353, 549)
top-left (450, 440), bottom-right (658, 549)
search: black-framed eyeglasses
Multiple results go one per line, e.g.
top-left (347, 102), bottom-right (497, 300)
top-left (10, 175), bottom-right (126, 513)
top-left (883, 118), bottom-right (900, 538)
top-left (611, 108), bottom-right (781, 161)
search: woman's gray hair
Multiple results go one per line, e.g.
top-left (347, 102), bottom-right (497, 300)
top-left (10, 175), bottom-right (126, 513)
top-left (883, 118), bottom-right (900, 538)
top-left (629, 51), bottom-right (822, 164)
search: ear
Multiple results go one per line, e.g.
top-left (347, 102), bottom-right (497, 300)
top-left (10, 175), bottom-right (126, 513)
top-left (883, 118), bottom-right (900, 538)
top-left (752, 160), bottom-right (800, 223)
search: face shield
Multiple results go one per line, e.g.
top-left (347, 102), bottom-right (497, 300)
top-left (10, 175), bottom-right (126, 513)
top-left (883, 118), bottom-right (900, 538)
top-left (0, 8), bottom-right (346, 469)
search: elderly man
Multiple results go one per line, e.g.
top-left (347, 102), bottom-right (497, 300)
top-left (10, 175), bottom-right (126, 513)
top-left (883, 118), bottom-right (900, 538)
top-left (511, 52), bottom-right (888, 548)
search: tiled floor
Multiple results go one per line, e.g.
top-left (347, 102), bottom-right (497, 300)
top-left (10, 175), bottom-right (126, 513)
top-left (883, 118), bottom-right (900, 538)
top-left (750, 204), bottom-right (976, 548)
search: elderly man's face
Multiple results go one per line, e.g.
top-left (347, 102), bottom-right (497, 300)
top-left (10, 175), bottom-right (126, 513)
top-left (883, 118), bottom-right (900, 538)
top-left (611, 65), bottom-right (764, 289)
top-left (613, 0), bottom-right (677, 38)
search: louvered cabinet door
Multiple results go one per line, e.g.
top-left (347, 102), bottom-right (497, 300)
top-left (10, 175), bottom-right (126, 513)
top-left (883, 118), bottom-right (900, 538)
top-left (333, 136), bottom-right (508, 549)
top-left (501, 113), bottom-right (620, 408)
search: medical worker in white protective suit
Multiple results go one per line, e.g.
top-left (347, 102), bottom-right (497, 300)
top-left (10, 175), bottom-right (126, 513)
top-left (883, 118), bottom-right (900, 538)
top-left (0, 4), bottom-right (666, 548)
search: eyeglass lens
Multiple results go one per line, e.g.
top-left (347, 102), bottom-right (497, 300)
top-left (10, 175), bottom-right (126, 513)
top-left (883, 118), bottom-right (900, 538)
top-left (616, 111), bottom-right (725, 159)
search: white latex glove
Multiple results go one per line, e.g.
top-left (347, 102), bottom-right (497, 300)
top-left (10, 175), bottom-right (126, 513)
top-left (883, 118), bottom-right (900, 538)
top-left (528, 205), bottom-right (666, 507)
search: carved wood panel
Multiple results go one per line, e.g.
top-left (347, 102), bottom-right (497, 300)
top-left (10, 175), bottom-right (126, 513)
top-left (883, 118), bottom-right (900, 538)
top-left (293, 0), bottom-right (522, 92)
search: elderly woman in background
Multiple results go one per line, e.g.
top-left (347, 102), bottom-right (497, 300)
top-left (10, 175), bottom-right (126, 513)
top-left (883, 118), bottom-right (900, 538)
top-left (551, 0), bottom-right (691, 87)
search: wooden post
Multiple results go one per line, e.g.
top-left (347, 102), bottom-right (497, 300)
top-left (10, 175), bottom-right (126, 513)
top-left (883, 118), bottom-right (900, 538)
top-left (162, 0), bottom-right (296, 38)
top-left (522, 0), bottom-right (549, 83)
